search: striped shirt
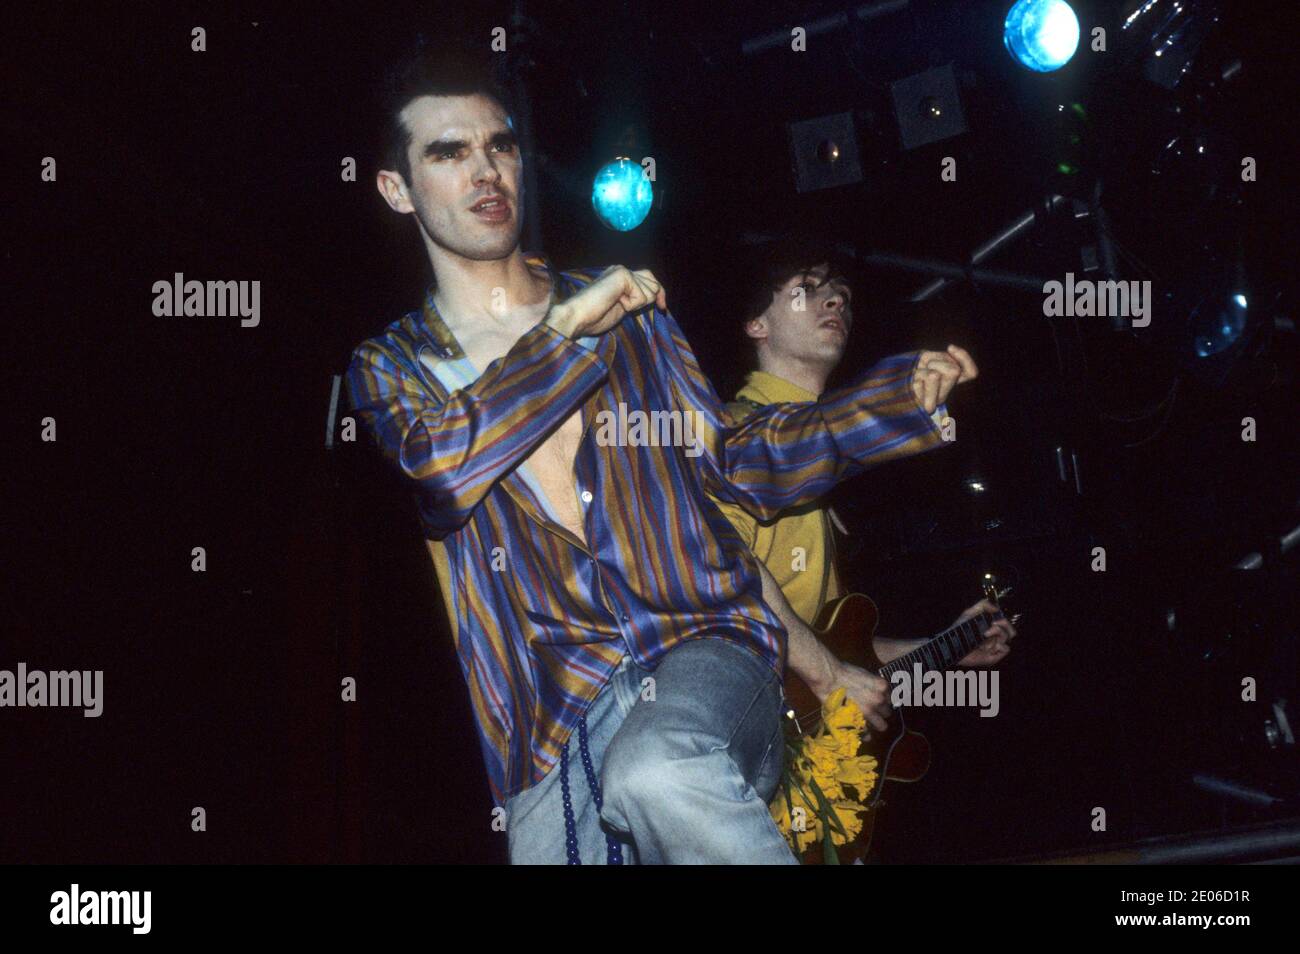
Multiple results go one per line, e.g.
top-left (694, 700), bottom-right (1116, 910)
top-left (345, 254), bottom-right (946, 805)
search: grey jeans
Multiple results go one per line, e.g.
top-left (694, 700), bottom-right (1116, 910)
top-left (505, 637), bottom-right (797, 864)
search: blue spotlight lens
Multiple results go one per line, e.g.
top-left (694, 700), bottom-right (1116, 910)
top-left (1004, 0), bottom-right (1080, 72)
top-left (591, 158), bottom-right (653, 231)
top-left (1193, 293), bottom-right (1248, 358)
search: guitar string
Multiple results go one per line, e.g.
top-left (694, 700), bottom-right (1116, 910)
top-left (793, 607), bottom-right (1006, 720)
top-left (877, 610), bottom-right (1005, 679)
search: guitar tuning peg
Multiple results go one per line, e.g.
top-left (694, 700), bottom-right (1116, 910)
top-left (1011, 613), bottom-right (1024, 624)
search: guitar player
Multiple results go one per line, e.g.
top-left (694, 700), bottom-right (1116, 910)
top-left (711, 238), bottom-right (1018, 741)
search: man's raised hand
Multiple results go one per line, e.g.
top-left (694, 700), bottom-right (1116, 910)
top-left (912, 345), bottom-right (978, 414)
top-left (546, 265), bottom-right (667, 339)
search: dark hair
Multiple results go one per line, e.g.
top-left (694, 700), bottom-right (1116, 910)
top-left (377, 37), bottom-right (514, 184)
top-left (737, 236), bottom-right (855, 329)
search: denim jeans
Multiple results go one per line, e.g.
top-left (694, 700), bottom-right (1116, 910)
top-left (505, 637), bottom-right (797, 864)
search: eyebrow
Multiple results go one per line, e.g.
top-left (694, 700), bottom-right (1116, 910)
top-left (797, 271), bottom-right (853, 301)
top-left (422, 129), bottom-right (518, 159)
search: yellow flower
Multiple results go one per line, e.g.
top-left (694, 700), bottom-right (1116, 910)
top-left (823, 693), bottom-right (867, 740)
top-left (772, 690), bottom-right (876, 858)
top-left (770, 783), bottom-right (821, 854)
top-left (821, 686), bottom-right (848, 712)
top-left (829, 799), bottom-right (865, 845)
top-left (794, 821), bottom-right (819, 854)
top-left (804, 733), bottom-right (844, 782)
top-left (835, 753), bottom-right (879, 794)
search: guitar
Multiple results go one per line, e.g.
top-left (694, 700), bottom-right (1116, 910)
top-left (783, 579), bottom-right (1017, 861)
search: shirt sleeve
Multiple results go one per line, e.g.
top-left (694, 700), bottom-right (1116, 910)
top-left (345, 320), bottom-right (609, 537)
top-left (640, 306), bottom-right (947, 522)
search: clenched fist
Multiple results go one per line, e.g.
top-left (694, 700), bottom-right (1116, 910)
top-left (912, 345), bottom-right (978, 414)
top-left (545, 265), bottom-right (667, 339)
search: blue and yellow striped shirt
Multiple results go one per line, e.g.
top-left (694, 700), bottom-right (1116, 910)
top-left (346, 254), bottom-right (946, 805)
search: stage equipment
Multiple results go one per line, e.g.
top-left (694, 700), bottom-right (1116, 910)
top-left (890, 64), bottom-right (968, 150)
top-left (787, 112), bottom-right (865, 193)
top-left (1003, 0), bottom-right (1081, 73)
top-left (1118, 0), bottom-right (1222, 90)
top-left (591, 158), bottom-right (653, 231)
top-left (740, 1), bottom-right (910, 57)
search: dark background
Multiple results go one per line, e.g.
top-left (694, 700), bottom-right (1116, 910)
top-left (6, 0), bottom-right (1298, 863)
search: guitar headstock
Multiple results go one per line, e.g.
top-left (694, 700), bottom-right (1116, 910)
top-left (981, 574), bottom-right (1022, 626)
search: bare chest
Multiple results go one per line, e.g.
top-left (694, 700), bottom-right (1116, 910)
top-left (462, 325), bottom-right (588, 542)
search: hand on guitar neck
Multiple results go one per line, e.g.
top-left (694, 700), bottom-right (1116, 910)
top-left (944, 598), bottom-right (1016, 667)
top-left (761, 562), bottom-right (1017, 736)
top-left (803, 598), bottom-right (1015, 735)
top-left (769, 569), bottom-right (1020, 860)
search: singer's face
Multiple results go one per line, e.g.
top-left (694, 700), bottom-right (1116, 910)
top-left (390, 93), bottom-right (524, 261)
top-left (758, 264), bottom-right (854, 366)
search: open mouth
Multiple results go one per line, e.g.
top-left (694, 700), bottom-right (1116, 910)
top-left (469, 195), bottom-right (510, 221)
top-left (819, 318), bottom-right (847, 336)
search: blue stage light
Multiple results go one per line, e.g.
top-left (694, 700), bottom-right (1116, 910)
top-left (591, 158), bottom-right (653, 232)
top-left (1004, 0), bottom-right (1080, 73)
top-left (1193, 292), bottom-right (1248, 358)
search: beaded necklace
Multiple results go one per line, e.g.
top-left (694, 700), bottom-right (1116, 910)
top-left (560, 715), bottom-right (624, 864)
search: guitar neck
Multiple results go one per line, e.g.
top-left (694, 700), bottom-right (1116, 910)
top-left (877, 610), bottom-right (1003, 680)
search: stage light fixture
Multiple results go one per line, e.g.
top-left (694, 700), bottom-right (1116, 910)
top-left (889, 64), bottom-right (968, 151)
top-left (787, 112), bottom-right (864, 192)
top-left (591, 158), bottom-right (653, 232)
top-left (1004, 0), bottom-right (1080, 73)
top-left (1192, 291), bottom-right (1248, 358)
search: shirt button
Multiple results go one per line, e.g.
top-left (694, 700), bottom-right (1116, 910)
top-left (580, 490), bottom-right (593, 504)
top-left (621, 613), bottom-right (630, 622)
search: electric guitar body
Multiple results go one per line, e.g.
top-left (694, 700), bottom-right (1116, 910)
top-left (784, 593), bottom-right (930, 863)
top-left (782, 582), bottom-right (1014, 863)
top-left (786, 593), bottom-right (934, 801)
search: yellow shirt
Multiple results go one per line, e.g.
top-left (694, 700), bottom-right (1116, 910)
top-left (712, 371), bottom-right (841, 626)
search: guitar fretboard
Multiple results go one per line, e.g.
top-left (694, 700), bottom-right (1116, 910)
top-left (877, 611), bottom-right (1003, 681)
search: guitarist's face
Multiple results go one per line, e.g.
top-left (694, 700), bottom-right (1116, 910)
top-left (753, 264), bottom-right (854, 370)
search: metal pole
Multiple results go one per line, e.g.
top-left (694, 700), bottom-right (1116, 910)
top-left (911, 194), bottom-right (1069, 302)
top-left (860, 251), bottom-right (1049, 292)
top-left (741, 1), bottom-right (910, 57)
